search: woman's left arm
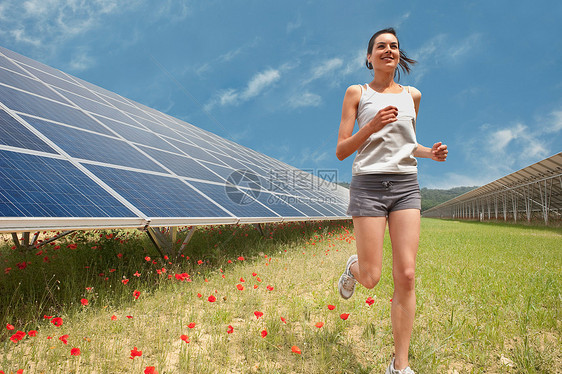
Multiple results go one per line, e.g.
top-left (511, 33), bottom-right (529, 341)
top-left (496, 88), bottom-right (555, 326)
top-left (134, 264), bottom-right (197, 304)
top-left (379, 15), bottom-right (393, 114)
top-left (409, 86), bottom-right (448, 162)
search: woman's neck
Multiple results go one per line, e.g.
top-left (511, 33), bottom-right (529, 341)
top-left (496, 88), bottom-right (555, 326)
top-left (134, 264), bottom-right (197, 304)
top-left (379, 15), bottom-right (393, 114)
top-left (370, 71), bottom-right (399, 92)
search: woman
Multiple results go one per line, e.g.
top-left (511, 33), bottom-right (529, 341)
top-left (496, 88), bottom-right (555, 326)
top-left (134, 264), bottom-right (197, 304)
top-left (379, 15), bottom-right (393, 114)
top-left (336, 28), bottom-right (447, 374)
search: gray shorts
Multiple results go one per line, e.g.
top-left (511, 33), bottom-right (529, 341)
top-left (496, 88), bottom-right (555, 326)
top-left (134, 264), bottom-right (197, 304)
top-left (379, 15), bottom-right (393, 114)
top-left (347, 173), bottom-right (421, 217)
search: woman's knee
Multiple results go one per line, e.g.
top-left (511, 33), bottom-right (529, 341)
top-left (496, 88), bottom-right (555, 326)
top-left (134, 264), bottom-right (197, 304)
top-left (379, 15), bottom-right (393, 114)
top-left (360, 268), bottom-right (381, 289)
top-left (393, 267), bottom-right (416, 291)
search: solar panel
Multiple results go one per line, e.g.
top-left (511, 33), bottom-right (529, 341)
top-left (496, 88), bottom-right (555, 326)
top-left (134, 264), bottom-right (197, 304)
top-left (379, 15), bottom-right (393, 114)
top-left (0, 46), bottom-right (349, 233)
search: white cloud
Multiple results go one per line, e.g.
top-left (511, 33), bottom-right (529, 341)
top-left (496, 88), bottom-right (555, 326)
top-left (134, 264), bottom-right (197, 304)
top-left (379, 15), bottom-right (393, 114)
top-left (204, 68), bottom-right (281, 110)
top-left (547, 110), bottom-right (562, 133)
top-left (288, 92), bottom-right (322, 108)
top-left (410, 33), bottom-right (481, 84)
top-left (287, 14), bottom-right (302, 33)
top-left (0, 0), bottom-right (189, 67)
top-left (342, 48), bottom-right (366, 76)
top-left (244, 69), bottom-right (281, 99)
top-left (68, 49), bottom-right (95, 72)
top-left (303, 58), bottom-right (343, 85)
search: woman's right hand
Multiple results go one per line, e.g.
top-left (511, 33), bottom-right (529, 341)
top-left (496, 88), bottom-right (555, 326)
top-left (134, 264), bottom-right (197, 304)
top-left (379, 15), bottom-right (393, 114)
top-left (367, 105), bottom-right (398, 134)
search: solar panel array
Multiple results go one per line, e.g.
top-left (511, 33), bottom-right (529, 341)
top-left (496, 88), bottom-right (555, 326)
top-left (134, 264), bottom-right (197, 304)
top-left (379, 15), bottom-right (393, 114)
top-left (423, 152), bottom-right (562, 224)
top-left (0, 46), bottom-right (350, 233)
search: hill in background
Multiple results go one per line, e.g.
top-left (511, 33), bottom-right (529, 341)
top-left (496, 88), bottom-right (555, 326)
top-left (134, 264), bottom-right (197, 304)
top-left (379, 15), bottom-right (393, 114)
top-left (336, 183), bottom-right (478, 212)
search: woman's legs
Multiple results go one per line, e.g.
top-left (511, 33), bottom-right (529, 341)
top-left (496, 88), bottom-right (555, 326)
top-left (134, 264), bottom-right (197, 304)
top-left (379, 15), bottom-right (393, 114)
top-left (387, 209), bottom-right (420, 370)
top-left (350, 216), bottom-right (387, 289)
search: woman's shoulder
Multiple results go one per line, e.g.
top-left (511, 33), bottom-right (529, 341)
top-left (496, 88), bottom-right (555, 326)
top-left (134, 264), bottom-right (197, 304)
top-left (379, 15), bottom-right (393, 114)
top-left (406, 85), bottom-right (421, 100)
top-left (343, 84), bottom-right (363, 102)
top-left (345, 84), bottom-right (364, 95)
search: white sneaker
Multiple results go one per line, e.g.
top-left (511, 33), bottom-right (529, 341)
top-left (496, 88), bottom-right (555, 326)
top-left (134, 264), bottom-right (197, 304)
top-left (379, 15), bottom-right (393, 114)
top-left (338, 254), bottom-right (357, 299)
top-left (385, 358), bottom-right (415, 374)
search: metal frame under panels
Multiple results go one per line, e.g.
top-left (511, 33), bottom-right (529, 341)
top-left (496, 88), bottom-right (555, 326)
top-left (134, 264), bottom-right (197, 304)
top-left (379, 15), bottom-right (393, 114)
top-left (423, 153), bottom-right (562, 225)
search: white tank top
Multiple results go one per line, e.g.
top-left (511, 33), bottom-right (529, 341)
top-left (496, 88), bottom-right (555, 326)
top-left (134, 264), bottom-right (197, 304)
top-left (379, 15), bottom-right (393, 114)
top-left (352, 84), bottom-right (418, 175)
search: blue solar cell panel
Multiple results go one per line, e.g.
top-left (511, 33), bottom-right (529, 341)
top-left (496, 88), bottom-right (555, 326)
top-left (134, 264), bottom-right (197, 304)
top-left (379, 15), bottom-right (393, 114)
top-left (92, 114), bottom-right (174, 150)
top-left (102, 96), bottom-right (154, 122)
top-left (135, 118), bottom-right (179, 138)
top-left (21, 115), bottom-right (167, 173)
top-left (0, 47), bottom-right (71, 81)
top-left (0, 55), bottom-right (32, 77)
top-left (85, 164), bottom-right (230, 218)
top-left (253, 192), bottom-right (305, 217)
top-left (0, 69), bottom-right (70, 104)
top-left (163, 138), bottom-right (225, 164)
top-left (24, 65), bottom-right (104, 102)
top-left (188, 181), bottom-right (278, 218)
top-left (0, 84), bottom-right (114, 136)
top-left (0, 109), bottom-right (56, 153)
top-left (137, 146), bottom-right (225, 183)
top-left (53, 87), bottom-right (138, 124)
top-left (0, 150), bottom-right (135, 217)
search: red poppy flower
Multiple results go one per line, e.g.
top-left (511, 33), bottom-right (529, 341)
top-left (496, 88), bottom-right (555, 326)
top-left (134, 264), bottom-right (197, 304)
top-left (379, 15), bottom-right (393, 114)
top-left (133, 271), bottom-right (141, 277)
top-left (197, 260), bottom-right (203, 265)
top-left (126, 316), bottom-right (133, 319)
top-left (227, 325), bottom-right (234, 334)
top-left (188, 322), bottom-right (196, 329)
top-left (260, 329), bottom-right (267, 338)
top-left (237, 256), bottom-right (244, 261)
top-left (280, 317), bottom-right (287, 324)
top-left (236, 284), bottom-right (244, 291)
top-left (197, 293), bottom-right (203, 298)
top-left (253, 285), bottom-right (258, 289)
top-left (327, 305), bottom-right (336, 310)
top-left (145, 256), bottom-right (151, 262)
top-left (70, 347), bottom-right (81, 356)
top-left (291, 345), bottom-right (302, 354)
top-left (180, 335), bottom-right (190, 343)
top-left (6, 324), bottom-right (14, 331)
top-left (122, 279), bottom-right (129, 285)
top-left (315, 322), bottom-right (324, 328)
top-left (80, 298), bottom-right (88, 306)
top-left (254, 311), bottom-right (263, 319)
top-left (266, 285), bottom-right (274, 291)
top-left (117, 253), bottom-right (123, 258)
top-left (133, 290), bottom-right (141, 300)
top-left (239, 277), bottom-right (245, 282)
top-left (227, 260), bottom-right (232, 264)
top-left (51, 317), bottom-right (63, 327)
top-left (366, 297), bottom-right (374, 306)
top-left (208, 295), bottom-right (216, 302)
top-left (145, 367), bottom-right (159, 374)
top-left (28, 330), bottom-right (37, 337)
top-left (111, 315), bottom-right (117, 321)
top-left (390, 298), bottom-right (393, 302)
top-left (252, 272), bottom-right (257, 277)
top-left (340, 313), bottom-right (350, 320)
top-left (256, 277), bottom-right (262, 282)
top-left (9, 331), bottom-right (26, 343)
top-left (67, 244), bottom-right (77, 250)
top-left (130, 347), bottom-right (142, 359)
top-left (59, 334), bottom-right (69, 344)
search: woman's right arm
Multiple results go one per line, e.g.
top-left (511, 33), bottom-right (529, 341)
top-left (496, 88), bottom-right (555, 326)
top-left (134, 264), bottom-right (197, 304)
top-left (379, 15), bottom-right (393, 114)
top-left (336, 85), bottom-right (398, 161)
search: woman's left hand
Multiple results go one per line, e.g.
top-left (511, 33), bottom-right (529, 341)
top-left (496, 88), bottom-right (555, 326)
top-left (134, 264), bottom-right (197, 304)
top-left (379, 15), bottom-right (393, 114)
top-left (431, 142), bottom-right (448, 161)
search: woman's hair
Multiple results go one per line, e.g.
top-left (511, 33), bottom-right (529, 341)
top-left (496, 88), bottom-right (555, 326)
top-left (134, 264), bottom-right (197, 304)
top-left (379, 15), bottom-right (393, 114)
top-left (366, 27), bottom-right (417, 81)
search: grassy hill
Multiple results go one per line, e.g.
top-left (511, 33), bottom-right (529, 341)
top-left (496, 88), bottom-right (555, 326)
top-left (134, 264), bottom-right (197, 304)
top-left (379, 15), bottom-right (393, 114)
top-left (421, 186), bottom-right (477, 211)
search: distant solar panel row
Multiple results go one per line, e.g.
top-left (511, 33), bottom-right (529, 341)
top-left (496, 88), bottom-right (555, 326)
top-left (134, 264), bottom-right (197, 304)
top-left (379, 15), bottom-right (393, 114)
top-left (0, 46), bottom-right (349, 232)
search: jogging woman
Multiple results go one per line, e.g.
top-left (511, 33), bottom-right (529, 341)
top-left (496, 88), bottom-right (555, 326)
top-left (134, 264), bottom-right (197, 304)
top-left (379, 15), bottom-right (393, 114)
top-left (336, 28), bottom-right (448, 374)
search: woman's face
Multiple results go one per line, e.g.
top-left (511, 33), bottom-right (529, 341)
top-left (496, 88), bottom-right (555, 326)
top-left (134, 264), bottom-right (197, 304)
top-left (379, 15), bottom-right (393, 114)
top-left (368, 33), bottom-right (400, 72)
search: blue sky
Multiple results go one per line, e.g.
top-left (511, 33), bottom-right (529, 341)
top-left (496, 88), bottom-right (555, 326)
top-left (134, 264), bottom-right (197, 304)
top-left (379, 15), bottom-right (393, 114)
top-left (0, 0), bottom-right (560, 188)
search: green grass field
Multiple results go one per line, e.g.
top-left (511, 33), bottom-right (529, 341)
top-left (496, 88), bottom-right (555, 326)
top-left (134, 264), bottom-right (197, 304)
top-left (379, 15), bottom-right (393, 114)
top-left (0, 219), bottom-right (560, 373)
